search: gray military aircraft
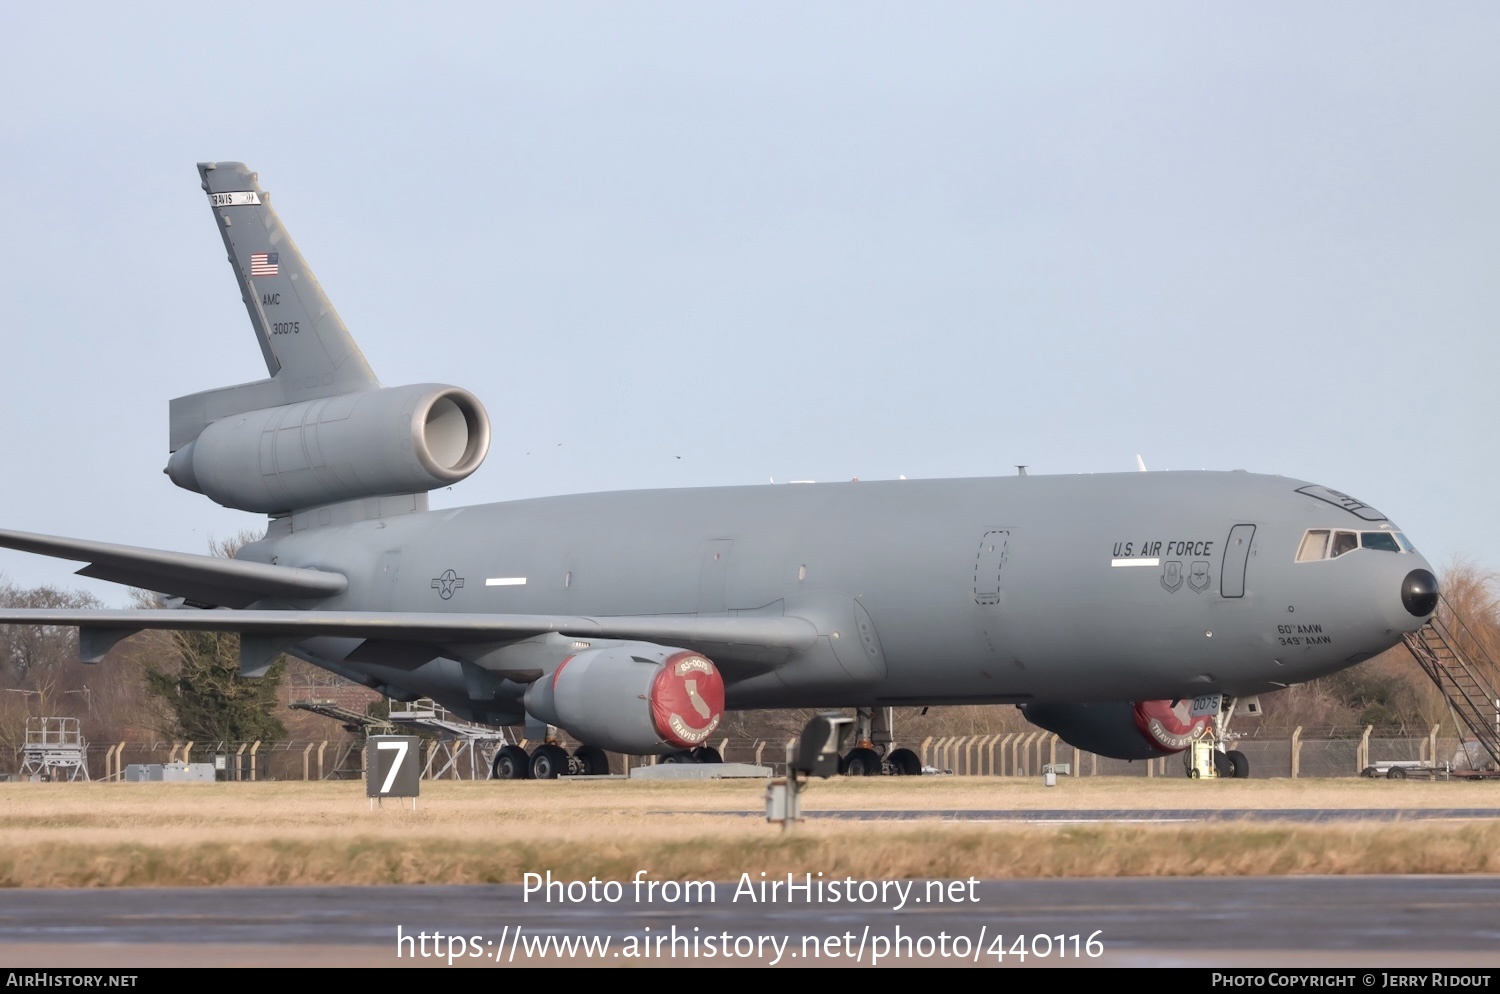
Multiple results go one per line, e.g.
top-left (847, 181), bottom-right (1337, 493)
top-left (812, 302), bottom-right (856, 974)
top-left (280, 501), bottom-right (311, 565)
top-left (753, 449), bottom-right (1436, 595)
top-left (0, 163), bottom-right (1441, 779)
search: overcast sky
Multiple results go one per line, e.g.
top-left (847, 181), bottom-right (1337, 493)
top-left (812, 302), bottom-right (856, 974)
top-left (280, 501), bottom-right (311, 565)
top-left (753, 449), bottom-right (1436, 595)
top-left (1, 3), bottom-right (1497, 605)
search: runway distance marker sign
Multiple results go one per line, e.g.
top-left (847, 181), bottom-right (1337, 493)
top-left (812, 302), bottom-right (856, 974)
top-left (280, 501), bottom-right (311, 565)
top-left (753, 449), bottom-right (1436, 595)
top-left (367, 735), bottom-right (421, 805)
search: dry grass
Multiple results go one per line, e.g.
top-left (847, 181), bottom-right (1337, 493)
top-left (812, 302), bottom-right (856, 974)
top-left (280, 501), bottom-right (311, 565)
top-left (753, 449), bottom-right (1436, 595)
top-left (1, 777), bottom-right (1497, 888)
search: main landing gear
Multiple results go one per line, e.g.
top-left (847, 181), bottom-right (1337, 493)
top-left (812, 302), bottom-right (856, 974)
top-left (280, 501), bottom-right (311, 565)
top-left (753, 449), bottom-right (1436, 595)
top-left (838, 707), bottom-right (923, 777)
top-left (491, 736), bottom-right (723, 780)
top-left (661, 746), bottom-right (724, 764)
top-left (490, 740), bottom-right (612, 780)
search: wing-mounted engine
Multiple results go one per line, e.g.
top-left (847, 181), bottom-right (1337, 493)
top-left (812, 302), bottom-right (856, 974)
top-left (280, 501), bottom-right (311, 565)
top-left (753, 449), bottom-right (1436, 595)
top-left (1021, 700), bottom-right (1212, 760)
top-left (167, 383), bottom-right (490, 513)
top-left (524, 643), bottom-right (725, 755)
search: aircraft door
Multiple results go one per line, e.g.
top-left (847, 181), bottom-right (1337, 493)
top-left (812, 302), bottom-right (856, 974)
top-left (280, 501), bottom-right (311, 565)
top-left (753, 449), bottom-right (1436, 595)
top-left (698, 539), bottom-right (733, 613)
top-left (1220, 524), bottom-right (1255, 598)
top-left (973, 530), bottom-right (1010, 605)
top-left (375, 551), bottom-right (401, 610)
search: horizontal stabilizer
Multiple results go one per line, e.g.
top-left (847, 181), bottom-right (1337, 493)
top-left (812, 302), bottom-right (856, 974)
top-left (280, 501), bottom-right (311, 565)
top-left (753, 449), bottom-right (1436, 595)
top-left (0, 529), bottom-right (348, 607)
top-left (0, 608), bottom-right (818, 665)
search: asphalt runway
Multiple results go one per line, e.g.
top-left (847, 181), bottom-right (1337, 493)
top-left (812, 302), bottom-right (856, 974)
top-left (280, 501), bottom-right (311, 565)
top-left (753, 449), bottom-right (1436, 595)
top-left (3, 877), bottom-right (1500, 968)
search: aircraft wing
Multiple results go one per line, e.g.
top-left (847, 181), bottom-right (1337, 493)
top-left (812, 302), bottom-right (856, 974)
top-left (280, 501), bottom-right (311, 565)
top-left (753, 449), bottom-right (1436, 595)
top-left (0, 608), bottom-right (819, 673)
top-left (0, 529), bottom-right (348, 607)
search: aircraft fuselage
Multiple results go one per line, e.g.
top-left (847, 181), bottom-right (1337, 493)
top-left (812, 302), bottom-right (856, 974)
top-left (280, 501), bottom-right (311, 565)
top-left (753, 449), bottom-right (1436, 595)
top-left (241, 469), bottom-right (1431, 716)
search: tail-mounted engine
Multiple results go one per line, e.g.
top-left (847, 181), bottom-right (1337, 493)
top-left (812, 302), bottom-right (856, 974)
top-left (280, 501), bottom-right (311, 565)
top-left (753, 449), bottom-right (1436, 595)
top-left (166, 383), bottom-right (490, 513)
top-left (1021, 699), bottom-right (1213, 761)
top-left (524, 643), bottom-right (725, 755)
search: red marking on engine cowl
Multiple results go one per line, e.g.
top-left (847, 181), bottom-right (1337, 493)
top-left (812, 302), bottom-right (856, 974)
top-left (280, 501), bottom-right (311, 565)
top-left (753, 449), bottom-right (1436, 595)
top-left (649, 651), bottom-right (725, 749)
top-left (1133, 699), bottom-right (1213, 755)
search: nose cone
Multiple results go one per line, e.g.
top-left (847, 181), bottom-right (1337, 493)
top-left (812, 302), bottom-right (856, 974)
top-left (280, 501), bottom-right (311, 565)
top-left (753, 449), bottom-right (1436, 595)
top-left (1401, 568), bottom-right (1439, 618)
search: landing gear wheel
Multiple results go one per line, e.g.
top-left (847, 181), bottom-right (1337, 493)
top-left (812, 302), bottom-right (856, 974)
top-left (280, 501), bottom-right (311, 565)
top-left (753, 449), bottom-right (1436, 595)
top-left (1386, 766), bottom-right (1408, 780)
top-left (492, 745), bottom-right (531, 780)
top-left (529, 743), bottom-right (570, 780)
top-left (1188, 768), bottom-right (1200, 779)
top-left (691, 746), bottom-right (722, 764)
top-left (573, 745), bottom-right (610, 776)
top-left (1213, 751), bottom-right (1234, 778)
top-left (660, 750), bottom-right (696, 764)
top-left (1226, 750), bottom-right (1250, 779)
top-left (887, 748), bottom-right (922, 776)
top-left (843, 747), bottom-right (882, 776)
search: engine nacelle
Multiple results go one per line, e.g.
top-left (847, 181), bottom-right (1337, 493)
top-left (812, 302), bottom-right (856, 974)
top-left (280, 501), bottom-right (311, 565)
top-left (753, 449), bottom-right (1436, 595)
top-left (523, 644), bottom-right (725, 755)
top-left (1021, 700), bottom-right (1212, 760)
top-left (167, 383), bottom-right (489, 513)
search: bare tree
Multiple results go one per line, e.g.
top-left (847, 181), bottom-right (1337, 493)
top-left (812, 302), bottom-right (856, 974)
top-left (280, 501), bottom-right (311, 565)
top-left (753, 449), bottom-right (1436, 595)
top-left (0, 580), bottom-right (103, 753)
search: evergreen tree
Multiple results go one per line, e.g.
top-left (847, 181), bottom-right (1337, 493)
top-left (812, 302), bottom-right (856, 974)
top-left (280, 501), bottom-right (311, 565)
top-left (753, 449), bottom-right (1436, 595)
top-left (140, 531), bottom-right (287, 743)
top-left (143, 629), bottom-right (287, 742)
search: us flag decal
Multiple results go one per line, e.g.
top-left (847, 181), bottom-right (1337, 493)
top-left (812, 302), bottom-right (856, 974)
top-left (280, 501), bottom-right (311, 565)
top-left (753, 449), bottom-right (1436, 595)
top-left (250, 252), bottom-right (279, 277)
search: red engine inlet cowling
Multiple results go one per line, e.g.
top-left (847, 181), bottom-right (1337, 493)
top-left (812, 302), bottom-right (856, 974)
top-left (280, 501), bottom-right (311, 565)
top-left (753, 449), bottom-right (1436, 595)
top-left (1132, 700), bottom-right (1214, 754)
top-left (523, 643), bottom-right (726, 755)
top-left (649, 651), bottom-right (726, 749)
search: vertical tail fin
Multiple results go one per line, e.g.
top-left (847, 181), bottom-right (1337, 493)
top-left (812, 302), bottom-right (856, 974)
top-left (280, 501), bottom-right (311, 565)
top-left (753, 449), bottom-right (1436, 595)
top-left (172, 163), bottom-right (381, 450)
top-left (198, 161), bottom-right (377, 394)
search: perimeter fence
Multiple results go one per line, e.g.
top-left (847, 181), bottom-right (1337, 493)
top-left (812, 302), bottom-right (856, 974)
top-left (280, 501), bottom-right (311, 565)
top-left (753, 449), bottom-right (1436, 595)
top-left (905, 726), bottom-right (1492, 779)
top-left (2, 725), bottom-right (1493, 781)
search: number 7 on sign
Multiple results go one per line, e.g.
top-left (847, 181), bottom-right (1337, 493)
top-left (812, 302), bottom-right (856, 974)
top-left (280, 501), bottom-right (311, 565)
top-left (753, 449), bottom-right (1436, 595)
top-left (377, 739), bottom-right (409, 794)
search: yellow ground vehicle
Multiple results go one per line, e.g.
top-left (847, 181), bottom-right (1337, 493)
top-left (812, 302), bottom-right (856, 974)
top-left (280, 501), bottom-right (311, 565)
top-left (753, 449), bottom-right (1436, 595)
top-left (1186, 735), bottom-right (1219, 779)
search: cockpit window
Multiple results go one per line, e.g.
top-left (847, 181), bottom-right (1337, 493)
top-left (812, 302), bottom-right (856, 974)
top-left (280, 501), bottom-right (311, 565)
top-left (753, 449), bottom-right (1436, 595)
top-left (1330, 531), bottom-right (1359, 557)
top-left (1297, 530), bottom-right (1330, 562)
top-left (1296, 527), bottom-right (1411, 561)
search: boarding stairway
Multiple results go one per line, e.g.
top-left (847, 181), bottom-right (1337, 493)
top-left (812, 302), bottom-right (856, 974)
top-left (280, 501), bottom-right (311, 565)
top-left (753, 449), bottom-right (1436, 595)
top-left (387, 698), bottom-right (492, 738)
top-left (287, 700), bottom-right (395, 779)
top-left (1402, 595), bottom-right (1500, 769)
top-left (288, 699), bottom-right (394, 735)
top-left (387, 699), bottom-right (513, 780)
top-left (19, 717), bottom-right (90, 781)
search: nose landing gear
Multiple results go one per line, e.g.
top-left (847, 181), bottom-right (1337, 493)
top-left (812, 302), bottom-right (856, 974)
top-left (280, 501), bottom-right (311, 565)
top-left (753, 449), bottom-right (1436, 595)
top-left (1182, 696), bottom-right (1256, 779)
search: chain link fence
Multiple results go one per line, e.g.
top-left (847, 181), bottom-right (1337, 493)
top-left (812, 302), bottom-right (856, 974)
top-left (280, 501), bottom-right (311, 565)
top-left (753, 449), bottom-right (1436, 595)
top-left (4, 727), bottom-right (1495, 781)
